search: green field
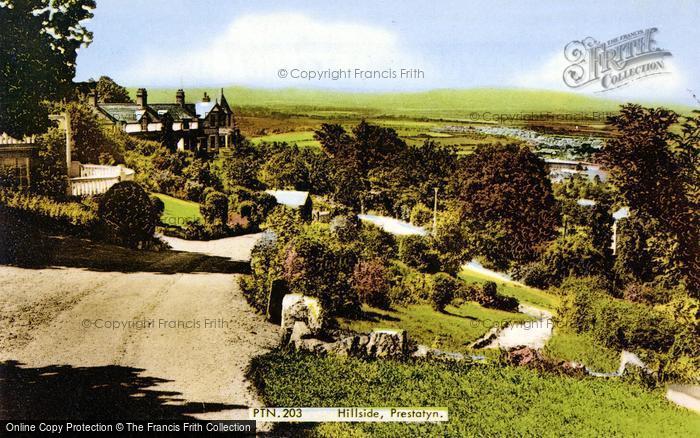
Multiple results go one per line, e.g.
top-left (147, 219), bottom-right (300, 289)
top-left (459, 266), bottom-right (560, 310)
top-left (249, 130), bottom-right (320, 148)
top-left (152, 193), bottom-right (202, 227)
top-left (249, 351), bottom-right (700, 437)
top-left (339, 303), bottom-right (533, 353)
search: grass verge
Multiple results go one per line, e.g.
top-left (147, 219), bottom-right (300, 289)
top-left (152, 193), bottom-right (202, 227)
top-left (248, 351), bottom-right (700, 437)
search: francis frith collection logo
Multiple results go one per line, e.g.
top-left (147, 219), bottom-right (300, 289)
top-left (563, 27), bottom-right (672, 91)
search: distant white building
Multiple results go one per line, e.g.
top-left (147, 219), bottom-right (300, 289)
top-left (265, 189), bottom-right (312, 219)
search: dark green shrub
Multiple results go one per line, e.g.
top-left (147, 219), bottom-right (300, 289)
top-left (237, 200), bottom-right (254, 218)
top-left (359, 223), bottom-right (397, 262)
top-left (410, 202), bottom-right (433, 226)
top-left (473, 281), bottom-right (519, 311)
top-left (241, 231), bottom-right (281, 312)
top-left (281, 233), bottom-right (359, 316)
top-left (557, 277), bottom-right (678, 353)
top-left (330, 214), bottom-right (361, 243)
top-left (430, 273), bottom-right (459, 311)
top-left (512, 261), bottom-right (550, 289)
top-left (200, 190), bottom-right (228, 225)
top-left (386, 261), bottom-right (430, 305)
top-left (352, 259), bottom-right (391, 309)
top-left (398, 235), bottom-right (440, 273)
top-left (150, 195), bottom-right (165, 220)
top-left (97, 181), bottom-right (159, 248)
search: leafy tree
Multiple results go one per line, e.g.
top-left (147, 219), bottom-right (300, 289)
top-left (31, 128), bottom-right (68, 196)
top-left (61, 102), bottom-right (123, 164)
top-left (94, 76), bottom-right (131, 103)
top-left (220, 141), bottom-right (261, 190)
top-left (601, 105), bottom-right (699, 292)
top-left (1, 0), bottom-right (95, 137)
top-left (430, 273), bottom-right (459, 312)
top-left (452, 143), bottom-right (559, 269)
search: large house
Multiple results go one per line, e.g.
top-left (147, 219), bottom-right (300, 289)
top-left (89, 88), bottom-right (235, 154)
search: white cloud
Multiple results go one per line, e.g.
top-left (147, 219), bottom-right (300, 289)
top-left (120, 13), bottom-right (428, 89)
top-left (511, 51), bottom-right (692, 104)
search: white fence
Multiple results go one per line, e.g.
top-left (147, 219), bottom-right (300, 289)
top-left (69, 164), bottom-right (135, 196)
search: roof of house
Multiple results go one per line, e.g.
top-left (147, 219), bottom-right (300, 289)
top-left (97, 104), bottom-right (163, 123)
top-left (149, 104), bottom-right (197, 121)
top-left (265, 190), bottom-right (310, 208)
top-left (194, 102), bottom-right (217, 118)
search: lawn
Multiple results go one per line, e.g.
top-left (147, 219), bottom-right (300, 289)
top-left (152, 193), bottom-right (202, 227)
top-left (249, 351), bottom-right (700, 437)
top-left (339, 303), bottom-right (533, 353)
top-left (459, 267), bottom-right (560, 310)
top-left (544, 328), bottom-right (621, 373)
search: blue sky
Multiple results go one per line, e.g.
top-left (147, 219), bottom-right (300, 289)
top-left (76, 0), bottom-right (699, 104)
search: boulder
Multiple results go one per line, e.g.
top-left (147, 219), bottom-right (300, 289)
top-left (289, 321), bottom-right (312, 344)
top-left (281, 294), bottom-right (324, 341)
top-left (366, 329), bottom-right (409, 359)
top-left (332, 334), bottom-right (371, 357)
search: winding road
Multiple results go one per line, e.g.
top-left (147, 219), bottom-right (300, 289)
top-left (0, 233), bottom-right (276, 422)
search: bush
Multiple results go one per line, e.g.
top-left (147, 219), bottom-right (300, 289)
top-left (200, 190), bottom-right (228, 225)
top-left (359, 223), bottom-right (397, 262)
top-left (352, 259), bottom-right (391, 309)
top-left (281, 233), bottom-right (359, 316)
top-left (557, 277), bottom-right (678, 353)
top-left (512, 261), bottom-right (550, 289)
top-left (329, 214), bottom-right (361, 243)
top-left (97, 181), bottom-right (159, 248)
top-left (241, 231), bottom-right (281, 312)
top-left (430, 273), bottom-right (459, 311)
top-left (398, 235), bottom-right (440, 273)
top-left (150, 195), bottom-right (165, 220)
top-left (0, 189), bottom-right (97, 230)
top-left (410, 202), bottom-right (433, 227)
top-left (386, 261), bottom-right (431, 305)
top-left (471, 281), bottom-right (519, 311)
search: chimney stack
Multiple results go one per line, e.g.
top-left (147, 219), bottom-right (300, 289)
top-left (176, 89), bottom-right (185, 106)
top-left (202, 92), bottom-right (210, 103)
top-left (136, 88), bottom-right (147, 108)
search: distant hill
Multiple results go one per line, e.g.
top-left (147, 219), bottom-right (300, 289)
top-left (132, 87), bottom-right (691, 120)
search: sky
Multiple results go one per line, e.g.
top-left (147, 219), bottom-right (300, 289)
top-left (75, 0), bottom-right (700, 104)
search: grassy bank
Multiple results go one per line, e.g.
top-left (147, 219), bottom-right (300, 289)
top-left (249, 351), bottom-right (700, 437)
top-left (544, 329), bottom-right (621, 373)
top-left (459, 267), bottom-right (560, 310)
top-left (152, 193), bottom-right (202, 227)
top-left (339, 303), bottom-right (533, 353)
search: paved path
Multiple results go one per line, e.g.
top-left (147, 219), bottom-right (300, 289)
top-left (486, 305), bottom-right (554, 350)
top-left (0, 234), bottom-right (277, 422)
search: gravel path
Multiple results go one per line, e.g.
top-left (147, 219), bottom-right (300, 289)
top-left (0, 234), bottom-right (277, 422)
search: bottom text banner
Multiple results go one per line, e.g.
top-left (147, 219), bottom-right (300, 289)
top-left (249, 407), bottom-right (448, 422)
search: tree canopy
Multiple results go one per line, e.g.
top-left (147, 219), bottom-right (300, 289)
top-left (0, 0), bottom-right (95, 138)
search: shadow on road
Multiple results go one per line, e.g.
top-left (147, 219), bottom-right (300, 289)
top-left (2, 235), bottom-right (251, 275)
top-left (0, 360), bottom-right (246, 420)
